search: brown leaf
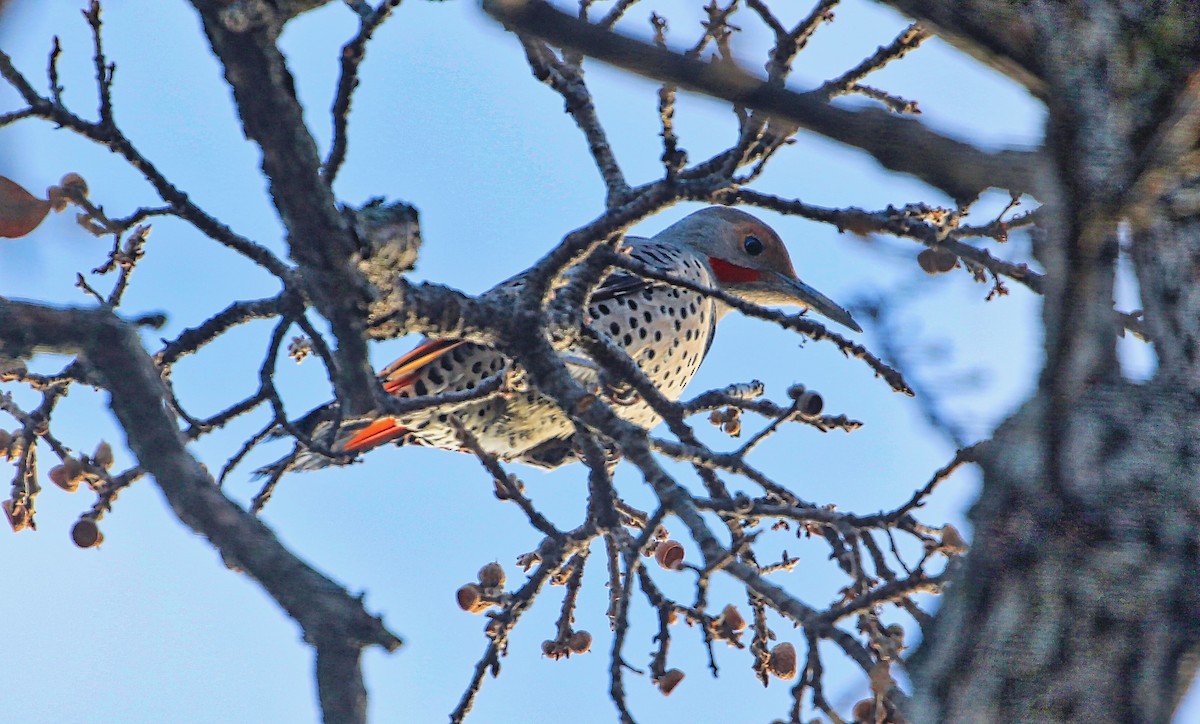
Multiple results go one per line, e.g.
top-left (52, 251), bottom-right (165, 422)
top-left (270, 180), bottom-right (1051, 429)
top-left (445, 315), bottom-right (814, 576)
top-left (0, 176), bottom-right (52, 238)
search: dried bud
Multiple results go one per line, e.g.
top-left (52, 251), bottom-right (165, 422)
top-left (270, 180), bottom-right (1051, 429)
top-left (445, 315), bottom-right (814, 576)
top-left (71, 518), bottom-right (103, 548)
top-left (49, 457), bottom-right (85, 492)
top-left (541, 639), bottom-right (559, 658)
top-left (656, 668), bottom-right (684, 695)
top-left (567, 630), bottom-right (592, 654)
top-left (0, 429), bottom-right (11, 457)
top-left (940, 524), bottom-right (969, 554)
top-left (852, 698), bottom-right (875, 722)
top-left (59, 173), bottom-right (88, 198)
top-left (4, 431), bottom-right (24, 462)
top-left (785, 383), bottom-right (806, 400)
top-left (654, 540), bottom-right (685, 571)
top-left (716, 604), bottom-right (747, 633)
top-left (478, 562), bottom-right (505, 589)
top-left (287, 336), bottom-right (312, 363)
top-left (92, 441), bottom-right (114, 470)
top-left (3, 498), bottom-right (31, 532)
top-left (455, 583), bottom-right (492, 614)
top-left (767, 642), bottom-right (797, 680)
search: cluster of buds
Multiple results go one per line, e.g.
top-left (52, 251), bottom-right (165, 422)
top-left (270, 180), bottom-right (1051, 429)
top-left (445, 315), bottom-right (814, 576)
top-left (917, 246), bottom-right (958, 274)
top-left (287, 336), bottom-right (312, 363)
top-left (785, 384), bottom-right (824, 416)
top-left (867, 622), bottom-right (906, 663)
top-left (540, 630), bottom-right (592, 660)
top-left (708, 407), bottom-right (741, 437)
top-left (47, 441), bottom-right (113, 494)
top-left (493, 473), bottom-right (526, 502)
top-left (456, 562), bottom-right (508, 614)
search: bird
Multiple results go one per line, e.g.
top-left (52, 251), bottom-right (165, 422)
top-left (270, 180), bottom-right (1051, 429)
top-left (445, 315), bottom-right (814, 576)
top-left (265, 206), bottom-right (860, 474)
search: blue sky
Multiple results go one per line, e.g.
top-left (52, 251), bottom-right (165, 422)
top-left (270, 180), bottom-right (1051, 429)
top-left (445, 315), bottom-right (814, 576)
top-left (0, 1), bottom-right (1177, 722)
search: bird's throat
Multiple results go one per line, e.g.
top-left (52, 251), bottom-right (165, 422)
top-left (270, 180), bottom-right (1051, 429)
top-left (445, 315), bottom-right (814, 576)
top-left (708, 257), bottom-right (763, 284)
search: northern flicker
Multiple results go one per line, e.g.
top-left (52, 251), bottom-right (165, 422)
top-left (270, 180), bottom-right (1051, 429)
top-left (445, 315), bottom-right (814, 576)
top-left (269, 207), bottom-right (859, 473)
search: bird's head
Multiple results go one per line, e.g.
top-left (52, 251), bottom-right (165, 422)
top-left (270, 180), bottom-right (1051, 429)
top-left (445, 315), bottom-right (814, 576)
top-left (658, 206), bottom-right (861, 333)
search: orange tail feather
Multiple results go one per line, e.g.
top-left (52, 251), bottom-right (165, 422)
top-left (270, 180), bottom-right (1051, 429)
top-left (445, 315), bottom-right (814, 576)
top-left (342, 418), bottom-right (408, 453)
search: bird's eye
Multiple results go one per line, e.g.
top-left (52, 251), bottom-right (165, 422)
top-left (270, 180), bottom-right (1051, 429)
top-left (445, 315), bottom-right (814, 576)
top-left (743, 235), bottom-right (765, 256)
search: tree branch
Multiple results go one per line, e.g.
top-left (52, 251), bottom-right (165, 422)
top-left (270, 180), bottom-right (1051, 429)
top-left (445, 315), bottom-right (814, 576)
top-left (483, 0), bottom-right (1042, 202)
top-left (872, 0), bottom-right (1045, 97)
top-left (0, 300), bottom-right (402, 724)
top-left (191, 0), bottom-right (378, 414)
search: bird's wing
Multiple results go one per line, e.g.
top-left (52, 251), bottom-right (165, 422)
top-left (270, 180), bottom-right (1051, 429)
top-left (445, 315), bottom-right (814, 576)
top-left (589, 270), bottom-right (652, 304)
top-left (376, 338), bottom-right (465, 394)
top-left (340, 263), bottom-right (653, 455)
top-left (338, 338), bottom-right (466, 453)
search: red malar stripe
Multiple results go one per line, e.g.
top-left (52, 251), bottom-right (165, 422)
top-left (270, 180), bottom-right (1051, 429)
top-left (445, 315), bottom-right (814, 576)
top-left (708, 257), bottom-right (762, 283)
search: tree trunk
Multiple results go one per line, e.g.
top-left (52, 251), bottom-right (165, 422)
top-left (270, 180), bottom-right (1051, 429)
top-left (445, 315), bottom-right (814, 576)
top-left (907, 3), bottom-right (1200, 720)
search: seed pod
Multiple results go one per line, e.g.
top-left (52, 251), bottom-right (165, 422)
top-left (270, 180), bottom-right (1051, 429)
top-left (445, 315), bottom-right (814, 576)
top-left (567, 630), bottom-right (592, 654)
top-left (71, 518), bottom-right (103, 548)
top-left (768, 642), bottom-right (797, 680)
top-left (478, 562), bottom-right (505, 589)
top-left (455, 583), bottom-right (491, 614)
top-left (49, 457), bottom-right (85, 492)
top-left (717, 604), bottom-right (747, 633)
top-left (93, 441), bottom-right (114, 470)
top-left (3, 498), bottom-right (30, 532)
top-left (916, 248), bottom-right (939, 274)
top-left (795, 390), bottom-right (824, 416)
top-left (654, 540), bottom-right (685, 571)
top-left (931, 247), bottom-right (958, 273)
top-left (656, 669), bottom-right (684, 695)
top-left (852, 698), bottom-right (875, 722)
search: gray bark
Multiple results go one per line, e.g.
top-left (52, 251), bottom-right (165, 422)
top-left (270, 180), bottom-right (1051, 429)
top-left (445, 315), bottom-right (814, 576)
top-left (900, 2), bottom-right (1200, 721)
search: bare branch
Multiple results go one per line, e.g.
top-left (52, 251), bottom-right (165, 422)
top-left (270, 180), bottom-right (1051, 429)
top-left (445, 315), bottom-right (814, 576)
top-left (484, 0), bottom-right (1042, 202)
top-left (0, 300), bottom-right (402, 723)
top-left (323, 0), bottom-right (404, 185)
